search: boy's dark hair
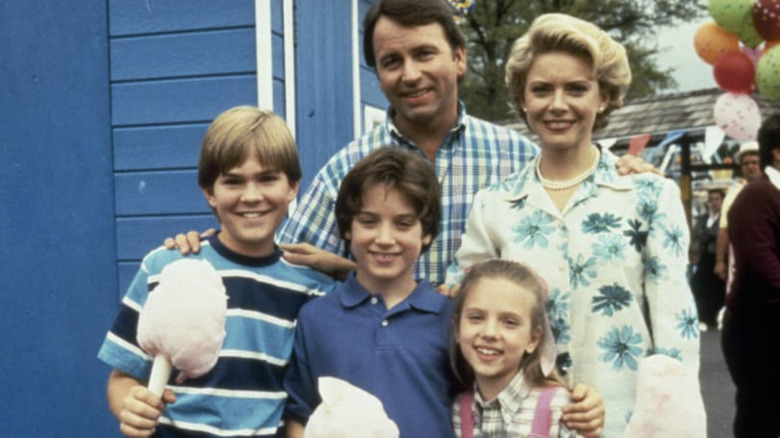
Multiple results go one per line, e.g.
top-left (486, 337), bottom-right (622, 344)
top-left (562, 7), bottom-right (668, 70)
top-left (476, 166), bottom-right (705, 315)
top-left (335, 147), bottom-right (441, 253)
top-left (362, 0), bottom-right (466, 69)
top-left (198, 106), bottom-right (301, 193)
top-left (758, 113), bottom-right (780, 169)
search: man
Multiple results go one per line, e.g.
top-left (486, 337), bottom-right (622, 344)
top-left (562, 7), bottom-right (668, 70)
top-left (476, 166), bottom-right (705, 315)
top-left (714, 141), bottom-right (762, 285)
top-left (722, 113), bottom-right (780, 438)
top-left (691, 188), bottom-right (725, 331)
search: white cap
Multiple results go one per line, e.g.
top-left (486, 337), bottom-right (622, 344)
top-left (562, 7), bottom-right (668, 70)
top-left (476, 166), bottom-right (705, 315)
top-left (736, 141), bottom-right (759, 164)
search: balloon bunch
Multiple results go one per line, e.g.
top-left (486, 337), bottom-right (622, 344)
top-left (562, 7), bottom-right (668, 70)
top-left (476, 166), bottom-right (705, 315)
top-left (695, 0), bottom-right (780, 141)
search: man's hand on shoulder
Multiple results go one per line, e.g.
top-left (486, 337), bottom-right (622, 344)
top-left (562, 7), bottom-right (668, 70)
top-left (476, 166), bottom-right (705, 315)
top-left (281, 243), bottom-right (355, 281)
top-left (162, 229), bottom-right (216, 255)
top-left (615, 154), bottom-right (662, 176)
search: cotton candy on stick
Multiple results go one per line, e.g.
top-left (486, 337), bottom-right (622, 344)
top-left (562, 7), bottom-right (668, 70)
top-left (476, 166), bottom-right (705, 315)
top-left (137, 259), bottom-right (227, 397)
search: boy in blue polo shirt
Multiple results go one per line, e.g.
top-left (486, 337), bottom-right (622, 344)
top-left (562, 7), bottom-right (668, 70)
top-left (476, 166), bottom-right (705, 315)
top-left (98, 106), bottom-right (335, 437)
top-left (283, 147), bottom-right (455, 438)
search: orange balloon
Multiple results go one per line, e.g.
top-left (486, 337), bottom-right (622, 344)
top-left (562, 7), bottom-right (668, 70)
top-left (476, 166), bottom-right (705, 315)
top-left (694, 21), bottom-right (741, 65)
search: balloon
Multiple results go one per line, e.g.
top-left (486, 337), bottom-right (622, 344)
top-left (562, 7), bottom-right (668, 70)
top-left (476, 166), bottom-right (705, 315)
top-left (740, 45), bottom-right (764, 66)
top-left (709, 0), bottom-right (755, 34)
top-left (753, 0), bottom-right (780, 42)
top-left (713, 93), bottom-right (762, 141)
top-left (694, 21), bottom-right (741, 64)
top-left (737, 9), bottom-right (764, 48)
top-left (757, 45), bottom-right (780, 99)
top-left (714, 51), bottom-right (756, 93)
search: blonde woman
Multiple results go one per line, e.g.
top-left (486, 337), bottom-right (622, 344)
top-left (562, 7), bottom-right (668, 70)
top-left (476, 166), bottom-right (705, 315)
top-left (447, 14), bottom-right (700, 436)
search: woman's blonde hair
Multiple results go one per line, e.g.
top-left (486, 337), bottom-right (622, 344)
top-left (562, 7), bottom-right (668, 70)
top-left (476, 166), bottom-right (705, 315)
top-left (505, 13), bottom-right (631, 131)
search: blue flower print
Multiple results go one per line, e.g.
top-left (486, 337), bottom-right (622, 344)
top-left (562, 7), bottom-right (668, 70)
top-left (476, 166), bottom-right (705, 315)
top-left (636, 197), bottom-right (658, 223)
top-left (592, 284), bottom-right (633, 316)
top-left (547, 288), bottom-right (571, 343)
top-left (512, 211), bottom-right (555, 249)
top-left (635, 178), bottom-right (662, 195)
top-left (644, 256), bottom-right (668, 283)
top-left (592, 234), bottom-right (626, 263)
top-left (508, 197), bottom-right (526, 210)
top-left (569, 254), bottom-right (597, 289)
top-left (598, 325), bottom-right (643, 371)
top-left (581, 213), bottom-right (622, 234)
top-left (556, 352), bottom-right (573, 376)
top-left (676, 308), bottom-right (699, 339)
top-left (623, 219), bottom-right (648, 253)
top-left (663, 225), bottom-right (685, 257)
top-left (652, 347), bottom-right (683, 361)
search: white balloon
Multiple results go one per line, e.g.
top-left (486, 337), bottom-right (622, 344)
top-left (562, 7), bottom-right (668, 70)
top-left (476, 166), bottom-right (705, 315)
top-left (713, 92), bottom-right (762, 141)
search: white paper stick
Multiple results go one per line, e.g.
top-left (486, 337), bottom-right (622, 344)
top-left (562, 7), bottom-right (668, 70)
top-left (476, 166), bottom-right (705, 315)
top-left (147, 355), bottom-right (172, 398)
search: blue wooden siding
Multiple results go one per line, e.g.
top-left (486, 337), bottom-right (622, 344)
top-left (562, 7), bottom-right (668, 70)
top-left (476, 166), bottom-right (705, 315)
top-left (358, 0), bottom-right (389, 125)
top-left (110, 0), bottom-right (288, 294)
top-left (0, 1), bottom-right (118, 435)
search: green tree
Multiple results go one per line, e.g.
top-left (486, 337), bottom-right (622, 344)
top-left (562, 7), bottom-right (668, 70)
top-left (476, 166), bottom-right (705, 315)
top-left (455, 0), bottom-right (707, 121)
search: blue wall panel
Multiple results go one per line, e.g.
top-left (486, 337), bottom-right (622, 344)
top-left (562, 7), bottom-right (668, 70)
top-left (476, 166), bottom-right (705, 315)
top-left (112, 75), bottom-right (258, 126)
top-left (115, 170), bottom-right (206, 216)
top-left (0, 1), bottom-right (117, 435)
top-left (295, 0), bottom-right (356, 192)
top-left (114, 124), bottom-right (208, 170)
top-left (109, 0), bottom-right (255, 36)
top-left (116, 216), bottom-right (219, 261)
top-left (111, 29), bottom-right (257, 81)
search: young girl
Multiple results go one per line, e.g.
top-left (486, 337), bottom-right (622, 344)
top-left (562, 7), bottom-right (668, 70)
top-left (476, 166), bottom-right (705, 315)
top-left (451, 259), bottom-right (581, 438)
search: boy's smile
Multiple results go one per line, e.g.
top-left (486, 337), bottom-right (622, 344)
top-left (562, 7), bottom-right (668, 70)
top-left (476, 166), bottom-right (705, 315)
top-left (204, 147), bottom-right (298, 258)
top-left (346, 184), bottom-right (431, 306)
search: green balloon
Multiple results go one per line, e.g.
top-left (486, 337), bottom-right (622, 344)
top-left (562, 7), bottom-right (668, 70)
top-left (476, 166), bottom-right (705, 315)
top-left (709, 0), bottom-right (754, 34)
top-left (757, 46), bottom-right (780, 100)
top-left (737, 10), bottom-right (763, 48)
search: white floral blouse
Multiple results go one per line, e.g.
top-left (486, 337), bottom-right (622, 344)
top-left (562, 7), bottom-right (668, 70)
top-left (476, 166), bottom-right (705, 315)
top-left (446, 150), bottom-right (700, 437)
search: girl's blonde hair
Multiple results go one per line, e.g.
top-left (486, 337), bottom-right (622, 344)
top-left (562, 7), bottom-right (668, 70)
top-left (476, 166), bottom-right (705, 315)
top-left (450, 259), bottom-right (564, 390)
top-left (505, 13), bottom-right (632, 131)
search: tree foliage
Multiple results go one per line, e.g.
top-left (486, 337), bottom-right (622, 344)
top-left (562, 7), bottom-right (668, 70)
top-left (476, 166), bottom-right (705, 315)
top-left (456, 0), bottom-right (707, 121)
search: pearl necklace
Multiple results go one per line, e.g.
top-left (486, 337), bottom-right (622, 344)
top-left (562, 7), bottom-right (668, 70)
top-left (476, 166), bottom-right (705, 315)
top-left (536, 146), bottom-right (600, 191)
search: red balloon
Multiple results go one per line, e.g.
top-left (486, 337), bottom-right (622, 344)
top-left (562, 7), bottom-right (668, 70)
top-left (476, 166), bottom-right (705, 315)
top-left (753, 0), bottom-right (780, 41)
top-left (714, 51), bottom-right (756, 93)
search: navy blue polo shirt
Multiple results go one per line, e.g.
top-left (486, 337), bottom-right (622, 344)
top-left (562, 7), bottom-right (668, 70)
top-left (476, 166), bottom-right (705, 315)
top-left (284, 273), bottom-right (456, 437)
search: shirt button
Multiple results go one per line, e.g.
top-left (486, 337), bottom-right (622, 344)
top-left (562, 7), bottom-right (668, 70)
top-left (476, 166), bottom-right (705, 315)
top-left (370, 297), bottom-right (378, 305)
top-left (381, 320), bottom-right (389, 327)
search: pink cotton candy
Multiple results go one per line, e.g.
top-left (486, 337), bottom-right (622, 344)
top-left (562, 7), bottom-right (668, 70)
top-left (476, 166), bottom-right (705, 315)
top-left (137, 259), bottom-right (227, 382)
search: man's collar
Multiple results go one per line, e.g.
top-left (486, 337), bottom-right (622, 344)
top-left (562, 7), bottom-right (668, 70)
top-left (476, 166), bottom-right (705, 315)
top-left (386, 101), bottom-right (467, 141)
top-left (765, 165), bottom-right (780, 190)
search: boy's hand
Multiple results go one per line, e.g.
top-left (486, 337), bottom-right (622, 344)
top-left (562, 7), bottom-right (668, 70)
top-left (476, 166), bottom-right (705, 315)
top-left (615, 154), bottom-right (661, 176)
top-left (118, 386), bottom-right (176, 437)
top-left (163, 229), bottom-right (215, 255)
top-left (281, 243), bottom-right (355, 281)
top-left (562, 383), bottom-right (604, 438)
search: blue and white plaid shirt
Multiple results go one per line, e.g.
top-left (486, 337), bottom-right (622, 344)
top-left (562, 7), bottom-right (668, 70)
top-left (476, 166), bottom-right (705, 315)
top-left (278, 103), bottom-right (537, 285)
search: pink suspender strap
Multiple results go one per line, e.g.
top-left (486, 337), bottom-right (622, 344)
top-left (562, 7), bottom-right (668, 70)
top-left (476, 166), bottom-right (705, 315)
top-left (529, 386), bottom-right (560, 437)
top-left (460, 391), bottom-right (474, 438)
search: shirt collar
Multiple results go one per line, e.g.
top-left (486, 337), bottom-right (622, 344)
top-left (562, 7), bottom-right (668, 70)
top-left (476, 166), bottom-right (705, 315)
top-left (765, 166), bottom-right (780, 190)
top-left (473, 370), bottom-right (531, 424)
top-left (386, 101), bottom-right (467, 145)
top-left (338, 272), bottom-right (449, 313)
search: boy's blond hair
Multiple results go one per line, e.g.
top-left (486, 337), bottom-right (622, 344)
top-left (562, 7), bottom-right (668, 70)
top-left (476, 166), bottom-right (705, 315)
top-left (198, 106), bottom-right (301, 193)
